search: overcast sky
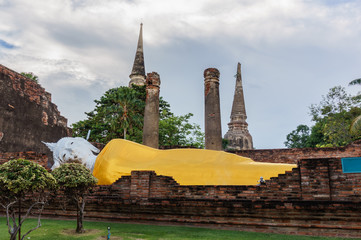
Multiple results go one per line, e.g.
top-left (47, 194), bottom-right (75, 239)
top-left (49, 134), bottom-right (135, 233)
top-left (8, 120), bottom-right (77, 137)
top-left (1, 0), bottom-right (361, 149)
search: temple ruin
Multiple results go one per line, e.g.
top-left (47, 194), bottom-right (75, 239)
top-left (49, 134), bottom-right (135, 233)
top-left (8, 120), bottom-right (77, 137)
top-left (129, 23), bottom-right (146, 87)
top-left (224, 63), bottom-right (253, 150)
top-left (142, 72), bottom-right (161, 148)
top-left (1, 24), bottom-right (361, 238)
top-left (0, 64), bottom-right (69, 154)
top-left (204, 68), bottom-right (223, 150)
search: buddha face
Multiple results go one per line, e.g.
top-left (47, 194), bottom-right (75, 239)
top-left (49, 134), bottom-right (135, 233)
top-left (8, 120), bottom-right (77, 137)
top-left (43, 137), bottom-right (99, 171)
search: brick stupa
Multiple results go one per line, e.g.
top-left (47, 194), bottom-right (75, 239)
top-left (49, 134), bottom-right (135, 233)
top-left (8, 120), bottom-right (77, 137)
top-left (224, 63), bottom-right (253, 150)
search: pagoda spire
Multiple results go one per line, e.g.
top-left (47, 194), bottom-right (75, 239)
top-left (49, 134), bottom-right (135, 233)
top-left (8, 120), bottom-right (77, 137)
top-left (129, 23), bottom-right (146, 87)
top-left (224, 62), bottom-right (253, 150)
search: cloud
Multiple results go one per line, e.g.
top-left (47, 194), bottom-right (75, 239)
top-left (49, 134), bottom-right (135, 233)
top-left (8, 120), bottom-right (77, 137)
top-left (1, 0), bottom-right (361, 148)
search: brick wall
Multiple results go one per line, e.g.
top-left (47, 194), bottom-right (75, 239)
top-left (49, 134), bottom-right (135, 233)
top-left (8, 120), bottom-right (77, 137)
top-left (39, 157), bottom-right (361, 238)
top-left (0, 64), bottom-right (70, 154)
top-left (0, 151), bottom-right (49, 168)
top-left (3, 146), bottom-right (361, 237)
top-left (232, 140), bottom-right (361, 164)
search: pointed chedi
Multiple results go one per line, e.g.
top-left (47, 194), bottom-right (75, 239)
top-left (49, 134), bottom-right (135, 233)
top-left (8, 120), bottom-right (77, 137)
top-left (224, 62), bottom-right (254, 150)
top-left (129, 23), bottom-right (146, 87)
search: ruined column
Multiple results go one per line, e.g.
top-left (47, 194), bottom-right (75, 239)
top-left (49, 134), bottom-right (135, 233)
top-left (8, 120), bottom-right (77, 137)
top-left (142, 72), bottom-right (160, 148)
top-left (204, 68), bottom-right (222, 150)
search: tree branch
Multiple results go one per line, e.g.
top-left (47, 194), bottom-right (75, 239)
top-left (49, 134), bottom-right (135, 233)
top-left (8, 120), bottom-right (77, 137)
top-left (5, 200), bottom-right (18, 236)
top-left (21, 202), bottom-right (45, 240)
top-left (20, 201), bottom-right (45, 225)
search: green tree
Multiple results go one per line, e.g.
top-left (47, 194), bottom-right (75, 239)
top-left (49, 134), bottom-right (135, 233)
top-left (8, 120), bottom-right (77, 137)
top-left (97, 86), bottom-right (145, 141)
top-left (349, 78), bottom-right (361, 134)
top-left (0, 159), bottom-right (56, 240)
top-left (72, 85), bottom-right (204, 148)
top-left (349, 78), bottom-right (361, 87)
top-left (51, 163), bottom-right (97, 233)
top-left (222, 138), bottom-right (229, 150)
top-left (309, 86), bottom-right (360, 122)
top-left (321, 108), bottom-right (361, 146)
top-left (72, 86), bottom-right (145, 143)
top-left (307, 120), bottom-right (327, 147)
top-left (20, 72), bottom-right (39, 83)
top-left (284, 125), bottom-right (311, 148)
top-left (286, 86), bottom-right (361, 148)
top-left (350, 115), bottom-right (361, 134)
top-left (159, 112), bottom-right (204, 148)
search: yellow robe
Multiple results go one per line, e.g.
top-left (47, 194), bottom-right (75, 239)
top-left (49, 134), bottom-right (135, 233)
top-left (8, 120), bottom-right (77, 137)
top-left (93, 139), bottom-right (297, 185)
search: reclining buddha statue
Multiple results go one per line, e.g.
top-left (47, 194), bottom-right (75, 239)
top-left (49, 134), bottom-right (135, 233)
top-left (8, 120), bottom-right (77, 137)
top-left (44, 137), bottom-right (297, 185)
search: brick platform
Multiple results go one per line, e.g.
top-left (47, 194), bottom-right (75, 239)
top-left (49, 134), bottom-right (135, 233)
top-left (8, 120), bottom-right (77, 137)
top-left (232, 140), bottom-right (361, 164)
top-left (42, 157), bottom-right (361, 238)
top-left (2, 148), bottom-right (361, 237)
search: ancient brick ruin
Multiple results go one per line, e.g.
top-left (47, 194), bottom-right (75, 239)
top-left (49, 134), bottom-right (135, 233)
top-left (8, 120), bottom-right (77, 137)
top-left (18, 146), bottom-right (361, 238)
top-left (129, 23), bottom-right (146, 87)
top-left (79, 158), bottom-right (361, 238)
top-left (2, 25), bottom-right (361, 237)
top-left (204, 68), bottom-right (222, 150)
top-left (0, 64), bottom-right (70, 155)
top-left (2, 142), bottom-right (361, 237)
top-left (224, 63), bottom-right (253, 150)
top-left (143, 72), bottom-right (161, 148)
top-left (232, 140), bottom-right (361, 164)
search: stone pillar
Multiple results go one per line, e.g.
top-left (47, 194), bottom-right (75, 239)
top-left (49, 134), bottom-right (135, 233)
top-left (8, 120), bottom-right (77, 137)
top-left (142, 72), bottom-right (160, 148)
top-left (204, 68), bottom-right (222, 150)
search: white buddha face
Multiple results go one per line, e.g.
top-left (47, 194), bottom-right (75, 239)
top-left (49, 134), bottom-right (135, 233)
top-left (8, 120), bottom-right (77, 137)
top-left (43, 137), bottom-right (100, 172)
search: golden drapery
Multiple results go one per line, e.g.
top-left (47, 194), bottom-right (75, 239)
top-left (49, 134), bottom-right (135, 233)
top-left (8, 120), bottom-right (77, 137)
top-left (93, 139), bottom-right (296, 185)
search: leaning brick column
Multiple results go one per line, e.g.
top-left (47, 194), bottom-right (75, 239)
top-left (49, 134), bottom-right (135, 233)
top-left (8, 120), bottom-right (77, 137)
top-left (204, 68), bottom-right (222, 150)
top-left (142, 72), bottom-right (160, 148)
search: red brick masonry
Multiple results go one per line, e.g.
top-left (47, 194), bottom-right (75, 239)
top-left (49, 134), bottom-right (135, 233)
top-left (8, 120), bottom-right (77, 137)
top-left (0, 151), bottom-right (48, 167)
top-left (233, 140), bottom-right (361, 164)
top-left (40, 157), bottom-right (361, 238)
top-left (0, 64), bottom-right (69, 154)
top-left (2, 144), bottom-right (361, 238)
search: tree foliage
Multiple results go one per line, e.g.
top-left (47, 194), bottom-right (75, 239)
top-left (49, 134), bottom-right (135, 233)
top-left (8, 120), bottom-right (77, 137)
top-left (72, 85), bottom-right (204, 148)
top-left (72, 86), bottom-right (145, 143)
top-left (349, 78), bottom-right (361, 133)
top-left (309, 86), bottom-right (360, 122)
top-left (20, 72), bottom-right (39, 83)
top-left (285, 86), bottom-right (361, 148)
top-left (0, 159), bottom-right (56, 240)
top-left (349, 78), bottom-right (361, 86)
top-left (52, 163), bottom-right (97, 233)
top-left (351, 115), bottom-right (361, 134)
top-left (321, 108), bottom-right (361, 147)
top-left (159, 112), bottom-right (204, 148)
top-left (284, 125), bottom-right (311, 148)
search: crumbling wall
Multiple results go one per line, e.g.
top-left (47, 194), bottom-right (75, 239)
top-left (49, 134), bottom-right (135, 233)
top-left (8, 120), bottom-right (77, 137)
top-left (0, 64), bottom-right (70, 154)
top-left (2, 150), bottom-right (361, 237)
top-left (0, 151), bottom-right (48, 168)
top-left (232, 140), bottom-right (361, 164)
top-left (40, 157), bottom-right (361, 238)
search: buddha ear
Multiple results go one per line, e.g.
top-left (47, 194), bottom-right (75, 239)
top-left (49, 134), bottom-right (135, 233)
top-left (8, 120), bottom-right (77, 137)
top-left (88, 142), bottom-right (100, 153)
top-left (42, 141), bottom-right (57, 152)
top-left (81, 138), bottom-right (100, 153)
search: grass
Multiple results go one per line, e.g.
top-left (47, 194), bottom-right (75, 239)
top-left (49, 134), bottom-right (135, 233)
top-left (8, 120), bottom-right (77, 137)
top-left (0, 217), bottom-right (358, 240)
